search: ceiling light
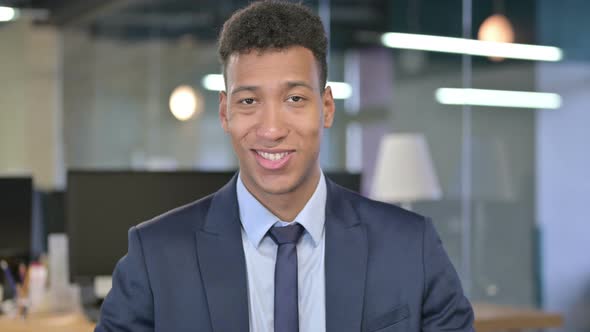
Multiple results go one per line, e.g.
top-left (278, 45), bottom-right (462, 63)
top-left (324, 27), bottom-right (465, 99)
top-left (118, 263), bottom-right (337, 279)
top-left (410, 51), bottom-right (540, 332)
top-left (328, 82), bottom-right (353, 99)
top-left (169, 85), bottom-right (203, 121)
top-left (435, 88), bottom-right (561, 109)
top-left (0, 6), bottom-right (18, 22)
top-left (478, 14), bottom-right (515, 61)
top-left (202, 74), bottom-right (225, 92)
top-left (478, 14), bottom-right (514, 44)
top-left (381, 32), bottom-right (562, 62)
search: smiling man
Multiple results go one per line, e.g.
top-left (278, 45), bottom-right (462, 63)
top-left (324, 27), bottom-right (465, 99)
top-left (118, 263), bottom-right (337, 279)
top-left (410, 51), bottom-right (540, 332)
top-left (96, 1), bottom-right (474, 332)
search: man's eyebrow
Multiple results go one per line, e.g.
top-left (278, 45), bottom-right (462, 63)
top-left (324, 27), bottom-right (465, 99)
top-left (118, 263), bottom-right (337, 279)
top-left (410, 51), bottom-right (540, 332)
top-left (230, 85), bottom-right (259, 95)
top-left (286, 81), bottom-right (314, 91)
top-left (230, 81), bottom-right (315, 95)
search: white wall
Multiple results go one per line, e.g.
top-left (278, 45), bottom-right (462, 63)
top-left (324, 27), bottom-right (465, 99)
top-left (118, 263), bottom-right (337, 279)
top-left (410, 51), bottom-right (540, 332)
top-left (537, 62), bottom-right (590, 332)
top-left (0, 17), bottom-right (64, 190)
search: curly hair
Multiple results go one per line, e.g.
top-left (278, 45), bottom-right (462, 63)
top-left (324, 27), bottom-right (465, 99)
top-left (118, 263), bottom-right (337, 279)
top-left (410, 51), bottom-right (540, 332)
top-left (218, 1), bottom-right (328, 90)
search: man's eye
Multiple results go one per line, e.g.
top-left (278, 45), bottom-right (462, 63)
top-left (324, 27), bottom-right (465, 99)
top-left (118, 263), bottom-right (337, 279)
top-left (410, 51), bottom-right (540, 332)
top-left (240, 98), bottom-right (255, 105)
top-left (287, 96), bottom-right (304, 102)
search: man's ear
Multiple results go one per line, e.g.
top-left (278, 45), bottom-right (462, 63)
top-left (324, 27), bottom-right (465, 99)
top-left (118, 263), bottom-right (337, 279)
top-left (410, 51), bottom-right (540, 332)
top-left (219, 91), bottom-right (229, 132)
top-left (322, 86), bottom-right (335, 128)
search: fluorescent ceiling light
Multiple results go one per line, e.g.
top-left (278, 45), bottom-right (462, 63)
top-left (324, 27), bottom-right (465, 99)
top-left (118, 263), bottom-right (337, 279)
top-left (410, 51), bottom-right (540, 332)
top-left (202, 74), bottom-right (352, 99)
top-left (381, 32), bottom-right (563, 62)
top-left (0, 6), bottom-right (18, 22)
top-left (328, 81), bottom-right (353, 99)
top-left (202, 74), bottom-right (225, 92)
top-left (435, 88), bottom-right (562, 109)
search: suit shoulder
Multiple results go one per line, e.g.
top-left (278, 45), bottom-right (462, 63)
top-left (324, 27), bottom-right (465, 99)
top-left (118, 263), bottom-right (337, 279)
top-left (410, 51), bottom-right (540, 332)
top-left (338, 185), bottom-right (427, 231)
top-left (134, 194), bottom-right (214, 237)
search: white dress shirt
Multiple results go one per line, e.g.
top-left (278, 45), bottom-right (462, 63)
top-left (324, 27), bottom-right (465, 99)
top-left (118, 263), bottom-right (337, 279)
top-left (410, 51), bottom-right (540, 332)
top-left (236, 172), bottom-right (327, 332)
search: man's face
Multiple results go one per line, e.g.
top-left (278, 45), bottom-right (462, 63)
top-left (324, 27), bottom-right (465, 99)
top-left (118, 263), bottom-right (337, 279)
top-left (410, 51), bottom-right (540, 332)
top-left (219, 46), bottom-right (335, 197)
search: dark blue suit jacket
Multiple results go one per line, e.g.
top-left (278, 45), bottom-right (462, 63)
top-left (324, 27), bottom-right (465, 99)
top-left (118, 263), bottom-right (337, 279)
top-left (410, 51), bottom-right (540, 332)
top-left (96, 176), bottom-right (474, 332)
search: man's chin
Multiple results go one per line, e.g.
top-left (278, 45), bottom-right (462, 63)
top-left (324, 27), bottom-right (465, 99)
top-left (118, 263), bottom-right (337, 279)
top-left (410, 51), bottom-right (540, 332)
top-left (257, 179), bottom-right (298, 196)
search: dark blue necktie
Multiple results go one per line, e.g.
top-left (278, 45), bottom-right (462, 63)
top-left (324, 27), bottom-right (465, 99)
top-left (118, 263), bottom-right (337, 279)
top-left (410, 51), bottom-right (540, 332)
top-left (268, 223), bottom-right (305, 332)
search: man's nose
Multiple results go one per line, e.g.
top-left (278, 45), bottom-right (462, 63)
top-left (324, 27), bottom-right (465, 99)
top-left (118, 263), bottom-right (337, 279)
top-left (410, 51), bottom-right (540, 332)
top-left (256, 105), bottom-right (288, 142)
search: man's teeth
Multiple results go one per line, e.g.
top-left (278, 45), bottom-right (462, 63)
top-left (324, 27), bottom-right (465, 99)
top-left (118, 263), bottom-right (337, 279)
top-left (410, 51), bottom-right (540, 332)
top-left (257, 151), bottom-right (289, 161)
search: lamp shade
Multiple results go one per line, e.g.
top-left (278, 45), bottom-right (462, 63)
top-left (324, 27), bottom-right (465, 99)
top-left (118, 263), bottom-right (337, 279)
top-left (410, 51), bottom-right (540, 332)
top-left (371, 133), bottom-right (442, 203)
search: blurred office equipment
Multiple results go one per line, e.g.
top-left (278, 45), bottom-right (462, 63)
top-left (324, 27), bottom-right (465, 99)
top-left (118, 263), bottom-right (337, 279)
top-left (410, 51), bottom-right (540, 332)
top-left (66, 171), bottom-right (238, 320)
top-left (66, 170), bottom-right (360, 320)
top-left (46, 233), bottom-right (79, 313)
top-left (67, 170), bottom-right (361, 281)
top-left (371, 133), bottom-right (441, 210)
top-left (39, 191), bottom-right (66, 235)
top-left (66, 171), bottom-right (236, 284)
top-left (0, 177), bottom-right (33, 259)
top-left (0, 177), bottom-right (33, 302)
top-left (324, 171), bottom-right (362, 194)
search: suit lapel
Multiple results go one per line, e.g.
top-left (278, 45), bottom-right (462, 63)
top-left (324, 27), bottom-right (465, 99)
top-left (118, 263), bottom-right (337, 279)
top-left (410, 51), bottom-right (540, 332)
top-left (195, 175), bottom-right (250, 332)
top-left (324, 180), bottom-right (368, 332)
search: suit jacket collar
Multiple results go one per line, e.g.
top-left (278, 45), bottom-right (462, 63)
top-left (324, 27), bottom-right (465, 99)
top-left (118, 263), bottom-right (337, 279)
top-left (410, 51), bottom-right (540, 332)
top-left (195, 174), bottom-right (368, 332)
top-left (195, 173), bottom-right (250, 331)
top-left (324, 179), bottom-right (368, 332)
top-left (198, 173), bottom-right (241, 236)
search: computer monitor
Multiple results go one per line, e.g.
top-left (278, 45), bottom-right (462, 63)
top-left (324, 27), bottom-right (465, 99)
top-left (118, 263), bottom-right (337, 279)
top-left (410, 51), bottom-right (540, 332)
top-left (0, 177), bottom-right (33, 259)
top-left (40, 190), bottom-right (66, 235)
top-left (67, 170), bottom-right (361, 282)
top-left (324, 171), bottom-right (362, 194)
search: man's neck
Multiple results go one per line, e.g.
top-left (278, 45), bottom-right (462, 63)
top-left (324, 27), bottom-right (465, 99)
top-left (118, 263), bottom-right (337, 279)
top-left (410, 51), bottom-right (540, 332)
top-left (246, 169), bottom-right (321, 222)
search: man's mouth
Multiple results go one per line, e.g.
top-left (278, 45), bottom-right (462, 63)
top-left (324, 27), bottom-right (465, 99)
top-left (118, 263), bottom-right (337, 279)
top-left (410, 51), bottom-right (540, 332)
top-left (256, 150), bottom-right (291, 161)
top-left (252, 149), bottom-right (294, 170)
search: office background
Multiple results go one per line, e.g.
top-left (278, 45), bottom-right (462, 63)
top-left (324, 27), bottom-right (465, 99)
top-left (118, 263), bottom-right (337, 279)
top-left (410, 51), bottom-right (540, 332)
top-left (0, 0), bottom-right (588, 331)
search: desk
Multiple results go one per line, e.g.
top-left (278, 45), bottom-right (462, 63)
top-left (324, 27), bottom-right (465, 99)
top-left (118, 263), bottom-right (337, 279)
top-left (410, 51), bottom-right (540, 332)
top-left (0, 312), bottom-right (94, 332)
top-left (474, 303), bottom-right (564, 332)
top-left (0, 303), bottom-right (563, 332)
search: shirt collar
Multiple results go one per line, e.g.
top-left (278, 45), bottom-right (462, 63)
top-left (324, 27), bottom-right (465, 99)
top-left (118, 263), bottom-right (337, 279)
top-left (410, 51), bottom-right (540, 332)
top-left (236, 171), bottom-right (327, 248)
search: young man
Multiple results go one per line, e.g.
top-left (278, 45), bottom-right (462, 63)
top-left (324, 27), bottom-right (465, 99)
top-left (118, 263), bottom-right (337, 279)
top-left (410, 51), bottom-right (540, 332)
top-left (96, 1), bottom-right (474, 331)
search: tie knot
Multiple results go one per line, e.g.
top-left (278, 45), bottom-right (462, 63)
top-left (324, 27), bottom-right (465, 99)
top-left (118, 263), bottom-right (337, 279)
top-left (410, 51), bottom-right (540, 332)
top-left (268, 223), bottom-right (304, 245)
